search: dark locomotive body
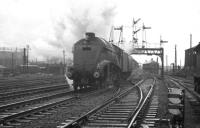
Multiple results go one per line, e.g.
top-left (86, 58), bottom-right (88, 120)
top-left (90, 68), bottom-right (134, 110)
top-left (185, 43), bottom-right (200, 93)
top-left (67, 33), bottom-right (138, 90)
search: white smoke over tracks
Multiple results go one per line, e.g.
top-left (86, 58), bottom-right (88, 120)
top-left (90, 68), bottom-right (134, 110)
top-left (52, 1), bottom-right (117, 58)
top-left (67, 4), bottom-right (116, 40)
top-left (0, 0), bottom-right (116, 61)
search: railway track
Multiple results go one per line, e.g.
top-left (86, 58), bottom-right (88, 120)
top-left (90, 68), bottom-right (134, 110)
top-left (167, 76), bottom-right (200, 127)
top-left (128, 78), bottom-right (156, 128)
top-left (171, 76), bottom-right (193, 85)
top-left (168, 76), bottom-right (200, 101)
top-left (0, 86), bottom-right (114, 127)
top-left (169, 77), bottom-right (200, 100)
top-left (0, 83), bottom-right (69, 101)
top-left (0, 76), bottom-right (66, 93)
top-left (0, 89), bottom-right (74, 126)
top-left (0, 75), bottom-right (62, 83)
top-left (57, 79), bottom-right (156, 128)
top-left (84, 87), bottom-right (141, 128)
top-left (0, 76), bottom-right (59, 85)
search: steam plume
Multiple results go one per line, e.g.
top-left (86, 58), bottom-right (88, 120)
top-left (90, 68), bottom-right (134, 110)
top-left (0, 0), bottom-right (116, 61)
top-left (48, 1), bottom-right (116, 58)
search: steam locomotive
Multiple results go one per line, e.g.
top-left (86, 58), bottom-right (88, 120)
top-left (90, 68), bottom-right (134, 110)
top-left (67, 32), bottom-right (138, 91)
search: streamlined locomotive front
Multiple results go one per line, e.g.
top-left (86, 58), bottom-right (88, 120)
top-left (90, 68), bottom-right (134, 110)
top-left (67, 32), bottom-right (138, 91)
top-left (67, 33), bottom-right (104, 90)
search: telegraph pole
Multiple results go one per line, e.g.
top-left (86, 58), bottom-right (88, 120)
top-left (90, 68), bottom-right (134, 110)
top-left (175, 44), bottom-right (177, 70)
top-left (132, 18), bottom-right (141, 48)
top-left (159, 35), bottom-right (168, 74)
top-left (109, 26), bottom-right (114, 43)
top-left (23, 48), bottom-right (26, 73)
top-left (166, 55), bottom-right (168, 71)
top-left (190, 34), bottom-right (192, 48)
top-left (63, 50), bottom-right (66, 74)
top-left (26, 45), bottom-right (29, 71)
top-left (113, 26), bottom-right (123, 47)
top-left (11, 52), bottom-right (14, 74)
top-left (142, 23), bottom-right (151, 48)
top-left (161, 48), bottom-right (164, 77)
top-left (160, 35), bottom-right (168, 47)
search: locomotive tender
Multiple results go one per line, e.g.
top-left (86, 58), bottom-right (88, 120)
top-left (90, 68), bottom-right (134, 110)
top-left (67, 32), bottom-right (138, 90)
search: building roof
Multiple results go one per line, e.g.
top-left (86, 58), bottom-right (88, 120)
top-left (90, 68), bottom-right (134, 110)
top-left (185, 42), bottom-right (200, 52)
top-left (194, 43), bottom-right (200, 52)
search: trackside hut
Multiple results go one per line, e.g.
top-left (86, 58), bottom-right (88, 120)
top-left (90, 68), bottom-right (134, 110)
top-left (194, 43), bottom-right (200, 71)
top-left (185, 43), bottom-right (200, 72)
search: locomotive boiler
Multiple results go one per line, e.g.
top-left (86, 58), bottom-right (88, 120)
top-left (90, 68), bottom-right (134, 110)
top-left (67, 32), bottom-right (138, 91)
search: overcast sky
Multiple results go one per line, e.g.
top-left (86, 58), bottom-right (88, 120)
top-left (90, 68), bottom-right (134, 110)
top-left (0, 0), bottom-right (199, 66)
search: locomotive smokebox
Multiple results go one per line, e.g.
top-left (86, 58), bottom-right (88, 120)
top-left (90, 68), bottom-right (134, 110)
top-left (85, 32), bottom-right (95, 40)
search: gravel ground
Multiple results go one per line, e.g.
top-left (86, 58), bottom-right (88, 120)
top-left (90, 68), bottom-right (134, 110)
top-left (163, 76), bottom-right (200, 128)
top-left (140, 78), bottom-right (154, 96)
top-left (140, 78), bottom-right (168, 115)
top-left (0, 88), bottom-right (71, 105)
top-left (140, 78), bottom-right (169, 128)
top-left (0, 73), bottom-right (58, 81)
top-left (0, 82), bottom-right (68, 94)
top-left (184, 98), bottom-right (200, 128)
top-left (0, 78), bottom-right (66, 93)
top-left (15, 86), bottom-right (122, 128)
top-left (155, 78), bottom-right (169, 125)
top-left (173, 78), bottom-right (200, 128)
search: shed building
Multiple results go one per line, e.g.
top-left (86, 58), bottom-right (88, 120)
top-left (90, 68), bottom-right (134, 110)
top-left (185, 43), bottom-right (200, 71)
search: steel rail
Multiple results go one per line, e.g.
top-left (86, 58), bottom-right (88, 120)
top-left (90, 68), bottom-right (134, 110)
top-left (0, 77), bottom-right (65, 89)
top-left (0, 75), bottom-right (63, 84)
top-left (128, 78), bottom-right (156, 128)
top-left (0, 90), bottom-right (73, 111)
top-left (169, 77), bottom-right (200, 101)
top-left (0, 87), bottom-right (112, 126)
top-left (0, 96), bottom-right (77, 125)
top-left (0, 83), bottom-right (68, 100)
top-left (170, 76), bottom-right (193, 84)
top-left (127, 85), bottom-right (143, 122)
top-left (0, 77), bottom-right (53, 85)
top-left (60, 80), bottom-right (144, 128)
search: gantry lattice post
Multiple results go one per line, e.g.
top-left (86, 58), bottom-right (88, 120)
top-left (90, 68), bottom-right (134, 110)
top-left (129, 48), bottom-right (164, 77)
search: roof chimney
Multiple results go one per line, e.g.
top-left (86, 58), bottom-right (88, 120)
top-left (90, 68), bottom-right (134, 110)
top-left (85, 32), bottom-right (95, 40)
top-left (190, 34), bottom-right (192, 48)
